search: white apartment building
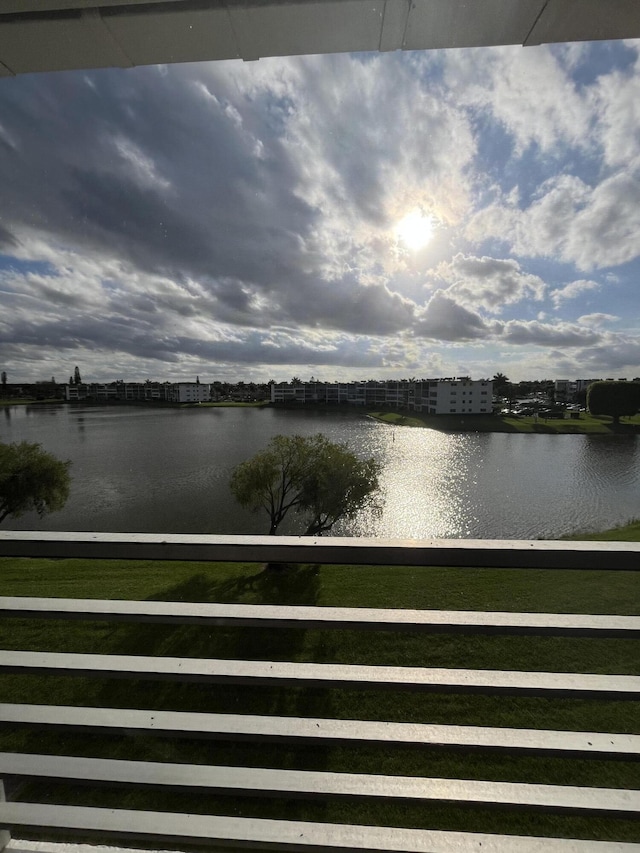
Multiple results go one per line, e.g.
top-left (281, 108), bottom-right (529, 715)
top-left (271, 379), bottom-right (493, 414)
top-left (65, 382), bottom-right (167, 401)
top-left (410, 379), bottom-right (492, 415)
top-left (165, 382), bottom-right (210, 403)
top-left (554, 379), bottom-right (603, 402)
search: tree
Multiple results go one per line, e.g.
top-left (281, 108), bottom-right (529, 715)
top-left (587, 381), bottom-right (640, 426)
top-left (230, 433), bottom-right (382, 536)
top-left (74, 366), bottom-right (82, 384)
top-left (0, 441), bottom-right (71, 525)
top-left (492, 372), bottom-right (510, 396)
top-left (298, 441), bottom-right (381, 535)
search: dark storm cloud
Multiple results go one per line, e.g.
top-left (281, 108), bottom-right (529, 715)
top-left (0, 61), bottom-right (425, 347)
top-left (0, 223), bottom-right (17, 249)
top-left (0, 67), bottom-right (311, 284)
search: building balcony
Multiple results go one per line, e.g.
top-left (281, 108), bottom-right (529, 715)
top-left (0, 531), bottom-right (638, 852)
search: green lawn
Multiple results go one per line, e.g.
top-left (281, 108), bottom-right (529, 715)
top-left (1, 553), bottom-right (638, 843)
top-left (368, 410), bottom-right (640, 434)
top-left (563, 518), bottom-right (640, 542)
top-left (0, 398), bottom-right (56, 407)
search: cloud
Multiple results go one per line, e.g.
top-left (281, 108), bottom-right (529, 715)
top-left (437, 253), bottom-right (546, 313)
top-left (591, 48), bottom-right (640, 169)
top-left (499, 319), bottom-right (603, 347)
top-left (1, 45), bottom-right (640, 382)
top-left (578, 313), bottom-right (618, 326)
top-left (550, 279), bottom-right (599, 307)
top-left (467, 170), bottom-right (640, 271)
top-left (0, 54), bottom-right (476, 354)
top-left (415, 292), bottom-right (490, 341)
top-left (444, 44), bottom-right (592, 155)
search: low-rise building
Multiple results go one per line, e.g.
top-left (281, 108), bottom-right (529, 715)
top-left (165, 382), bottom-right (210, 403)
top-left (271, 378), bottom-right (493, 414)
top-left (410, 378), bottom-right (493, 415)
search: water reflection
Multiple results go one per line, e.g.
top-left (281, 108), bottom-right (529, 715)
top-left (2, 405), bottom-right (639, 539)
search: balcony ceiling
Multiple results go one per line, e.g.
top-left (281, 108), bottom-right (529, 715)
top-left (1, 0), bottom-right (640, 77)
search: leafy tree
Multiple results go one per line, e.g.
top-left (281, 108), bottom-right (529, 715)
top-left (299, 442), bottom-right (381, 535)
top-left (0, 441), bottom-right (71, 525)
top-left (230, 434), bottom-right (381, 536)
top-left (587, 381), bottom-right (640, 426)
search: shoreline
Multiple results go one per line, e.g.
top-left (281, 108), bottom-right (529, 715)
top-left (367, 410), bottom-right (640, 435)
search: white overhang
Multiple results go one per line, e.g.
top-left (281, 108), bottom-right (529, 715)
top-left (1, 0), bottom-right (640, 76)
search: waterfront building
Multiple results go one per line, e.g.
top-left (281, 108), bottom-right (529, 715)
top-left (554, 379), bottom-right (603, 403)
top-left (65, 381), bottom-right (170, 402)
top-left (270, 378), bottom-right (493, 414)
top-left (164, 382), bottom-right (211, 403)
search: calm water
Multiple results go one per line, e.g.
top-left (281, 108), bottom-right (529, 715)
top-left (2, 404), bottom-right (639, 538)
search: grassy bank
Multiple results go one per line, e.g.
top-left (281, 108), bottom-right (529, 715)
top-left (0, 398), bottom-right (58, 407)
top-left (563, 518), bottom-right (640, 542)
top-left (368, 410), bottom-right (640, 434)
top-left (1, 554), bottom-right (638, 842)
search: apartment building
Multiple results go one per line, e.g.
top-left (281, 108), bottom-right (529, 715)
top-left (64, 381), bottom-right (210, 403)
top-left (554, 379), bottom-right (603, 403)
top-left (164, 382), bottom-right (210, 403)
top-left (410, 379), bottom-right (493, 414)
top-left (65, 382), bottom-right (167, 401)
top-left (271, 379), bottom-right (493, 414)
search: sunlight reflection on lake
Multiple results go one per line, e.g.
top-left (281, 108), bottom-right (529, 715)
top-left (2, 405), bottom-right (639, 539)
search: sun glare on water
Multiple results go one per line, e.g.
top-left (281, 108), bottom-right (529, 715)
top-left (395, 209), bottom-right (435, 251)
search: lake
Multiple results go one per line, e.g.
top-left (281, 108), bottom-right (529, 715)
top-left (1, 403), bottom-right (639, 539)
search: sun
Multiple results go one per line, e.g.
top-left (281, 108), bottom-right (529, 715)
top-left (395, 209), bottom-right (435, 251)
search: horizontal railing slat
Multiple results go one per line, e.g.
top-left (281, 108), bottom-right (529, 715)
top-left (2, 597), bottom-right (638, 637)
top-left (2, 752), bottom-right (638, 815)
top-left (2, 651), bottom-right (639, 698)
top-left (1, 531), bottom-right (639, 570)
top-left (1, 803), bottom-right (639, 852)
top-left (3, 704), bottom-right (638, 759)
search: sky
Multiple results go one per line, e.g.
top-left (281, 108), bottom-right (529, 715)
top-left (1, 39), bottom-right (640, 384)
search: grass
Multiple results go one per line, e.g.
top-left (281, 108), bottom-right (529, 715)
top-left (1, 554), bottom-right (639, 843)
top-left (563, 518), bottom-right (640, 542)
top-left (0, 398), bottom-right (58, 407)
top-left (368, 410), bottom-right (640, 434)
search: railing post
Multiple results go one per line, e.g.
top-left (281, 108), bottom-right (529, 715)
top-left (0, 779), bottom-right (10, 851)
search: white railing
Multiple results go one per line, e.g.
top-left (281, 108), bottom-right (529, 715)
top-left (0, 532), bottom-right (639, 852)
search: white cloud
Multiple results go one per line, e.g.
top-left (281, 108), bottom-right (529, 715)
top-left (550, 279), bottom-right (599, 308)
top-left (444, 45), bottom-right (592, 155)
top-left (467, 169), bottom-right (640, 271)
top-left (591, 50), bottom-right (640, 168)
top-left (112, 136), bottom-right (171, 191)
top-left (437, 253), bottom-right (546, 313)
top-left (578, 313), bottom-right (618, 326)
